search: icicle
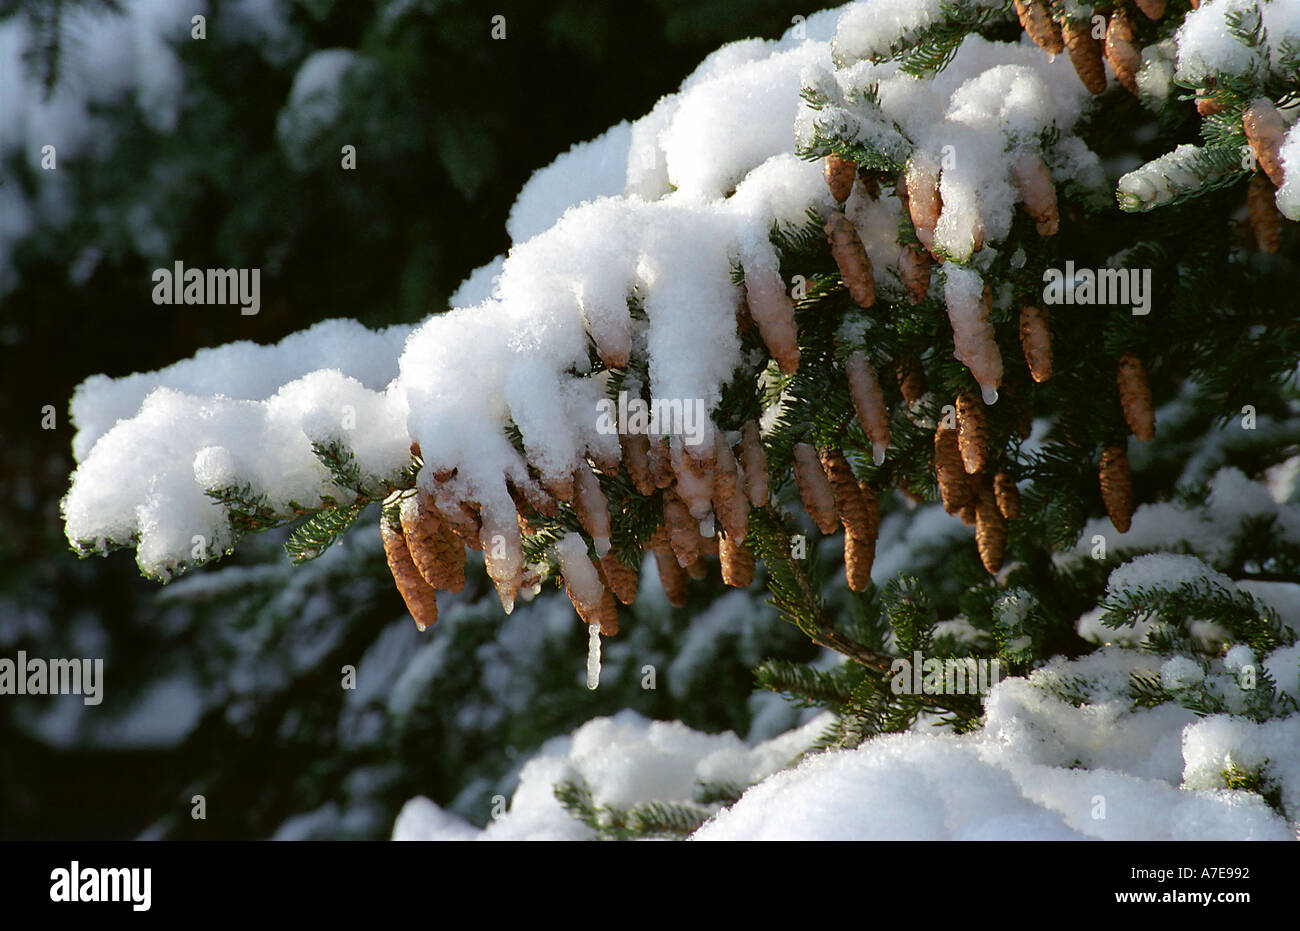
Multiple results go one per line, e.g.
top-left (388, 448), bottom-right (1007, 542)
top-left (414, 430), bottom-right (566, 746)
top-left (586, 621), bottom-right (602, 690)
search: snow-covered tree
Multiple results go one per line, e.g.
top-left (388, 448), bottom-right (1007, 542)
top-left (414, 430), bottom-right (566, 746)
top-left (54, 0), bottom-right (1300, 839)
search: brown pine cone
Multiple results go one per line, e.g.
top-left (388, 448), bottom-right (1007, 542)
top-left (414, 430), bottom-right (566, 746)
top-left (824, 209), bottom-right (876, 308)
top-left (1063, 17), bottom-right (1107, 94)
top-left (846, 350), bottom-right (890, 464)
top-left (934, 425), bottom-right (974, 515)
top-left (719, 532), bottom-right (755, 588)
top-left (794, 442), bottom-right (841, 534)
top-left (663, 488), bottom-right (701, 567)
top-left (380, 516), bottom-right (439, 631)
top-left (621, 432), bottom-right (656, 495)
top-left (649, 528), bottom-right (688, 607)
top-left (1248, 172), bottom-right (1282, 254)
top-left (956, 392), bottom-right (989, 474)
top-left (899, 243), bottom-right (932, 305)
top-left (844, 478), bottom-right (880, 592)
top-left (572, 462), bottom-right (613, 553)
top-left (897, 355), bottom-right (928, 408)
top-left (508, 477), bottom-right (557, 519)
top-left (824, 154), bottom-right (858, 203)
top-left (738, 421), bottom-right (770, 507)
top-left (1011, 152), bottom-right (1059, 236)
top-left (600, 550), bottom-right (640, 605)
top-left (436, 497), bottom-right (484, 551)
top-left (994, 471), bottom-right (1021, 521)
top-left (1116, 352), bottom-right (1156, 442)
top-left (975, 479), bottom-right (1007, 575)
top-left (1104, 7), bottom-right (1142, 96)
top-left (567, 574), bottom-right (619, 637)
top-left (648, 439), bottom-right (675, 489)
top-left (401, 491), bottom-right (466, 593)
top-left (1099, 445), bottom-right (1134, 533)
top-left (1244, 97), bottom-right (1287, 188)
top-left (1014, 0), bottom-right (1064, 54)
top-left (1019, 305), bottom-right (1053, 383)
top-left (819, 447), bottom-right (870, 539)
top-left (745, 264), bottom-right (801, 374)
top-left (1195, 92), bottom-right (1223, 116)
top-left (711, 436), bottom-right (749, 542)
top-left (844, 531), bottom-right (875, 592)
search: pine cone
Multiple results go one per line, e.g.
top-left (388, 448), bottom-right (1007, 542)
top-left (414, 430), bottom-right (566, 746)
top-left (380, 517), bottom-right (439, 631)
top-left (1014, 0), bottom-right (1064, 54)
top-left (905, 156), bottom-right (942, 254)
top-left (994, 471), bottom-right (1021, 520)
top-left (959, 502), bottom-right (977, 527)
top-left (899, 243), bottom-right (932, 305)
top-left (975, 479), bottom-right (1007, 574)
top-left (1116, 352), bottom-right (1156, 442)
top-left (401, 491), bottom-right (466, 593)
top-left (824, 210), bottom-right (876, 308)
top-left (572, 462), bottom-right (612, 555)
top-left (745, 263), bottom-right (801, 374)
top-left (824, 154), bottom-right (858, 203)
top-left (934, 425), bottom-right (974, 515)
top-left (844, 478), bottom-right (880, 592)
top-left (945, 279), bottom-right (1002, 404)
top-left (738, 421), bottom-right (770, 507)
top-left (508, 476), bottom-right (557, 519)
top-left (588, 441), bottom-right (622, 478)
top-left (621, 432), bottom-right (656, 495)
top-left (719, 532), bottom-right (755, 588)
top-left (1134, 0), bottom-right (1165, 19)
top-left (650, 528), bottom-right (688, 607)
top-left (897, 354), bottom-right (928, 408)
top-left (1011, 152), bottom-right (1059, 236)
top-left (1063, 18), bottom-right (1107, 94)
top-left (567, 572), bottom-right (618, 637)
top-left (1244, 98), bottom-right (1287, 188)
top-left (956, 392), bottom-right (989, 474)
top-left (436, 497), bottom-right (484, 551)
top-left (711, 436), bottom-right (750, 542)
top-left (648, 440), bottom-right (675, 489)
top-left (600, 550), bottom-right (639, 606)
top-left (1099, 445), bottom-right (1134, 533)
top-left (1104, 7), bottom-right (1142, 96)
top-left (819, 447), bottom-right (869, 539)
top-left (1248, 172), bottom-right (1282, 254)
top-left (794, 442), bottom-right (840, 534)
top-left (844, 531), bottom-right (875, 592)
top-left (846, 350), bottom-right (891, 464)
top-left (1195, 92), bottom-right (1223, 116)
top-left (663, 488), bottom-right (701, 567)
top-left (670, 439), bottom-right (717, 521)
top-left (1019, 305), bottom-right (1053, 383)
top-left (544, 469), bottom-right (575, 503)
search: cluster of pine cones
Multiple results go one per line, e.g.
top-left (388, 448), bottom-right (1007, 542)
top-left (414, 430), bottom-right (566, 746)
top-left (1017, 0), bottom-right (1290, 253)
top-left (379, 423), bottom-right (774, 634)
